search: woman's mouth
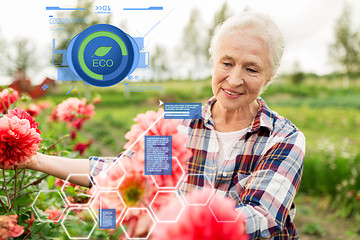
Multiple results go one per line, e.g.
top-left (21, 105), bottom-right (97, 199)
top-left (222, 89), bottom-right (243, 98)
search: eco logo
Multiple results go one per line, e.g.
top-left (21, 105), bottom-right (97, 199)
top-left (67, 24), bottom-right (139, 87)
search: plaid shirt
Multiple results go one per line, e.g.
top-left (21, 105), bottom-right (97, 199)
top-left (90, 96), bottom-right (305, 240)
top-left (179, 96), bottom-right (305, 239)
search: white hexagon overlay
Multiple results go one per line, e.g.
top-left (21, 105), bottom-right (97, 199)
top-left (149, 190), bottom-right (185, 223)
top-left (178, 173), bottom-right (215, 206)
top-left (90, 190), bottom-right (126, 223)
top-left (150, 157), bottom-right (185, 189)
top-left (209, 190), bottom-right (242, 222)
top-left (31, 190), bottom-right (67, 223)
top-left (60, 174), bottom-right (96, 206)
top-left (120, 208), bottom-right (156, 240)
top-left (90, 112), bottom-right (165, 191)
top-left (92, 160), bottom-right (126, 190)
top-left (61, 206), bottom-right (97, 239)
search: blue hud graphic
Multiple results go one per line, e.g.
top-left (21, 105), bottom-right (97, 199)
top-left (67, 24), bottom-right (140, 87)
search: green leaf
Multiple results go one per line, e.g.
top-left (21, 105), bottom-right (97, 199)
top-left (31, 221), bottom-right (48, 234)
top-left (0, 196), bottom-right (8, 207)
top-left (33, 206), bottom-right (50, 221)
top-left (13, 195), bottom-right (33, 205)
top-left (92, 46), bottom-right (112, 57)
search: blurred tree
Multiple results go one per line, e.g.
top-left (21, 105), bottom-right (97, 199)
top-left (206, 2), bottom-right (233, 58)
top-left (0, 28), bottom-right (4, 74)
top-left (0, 28), bottom-right (38, 78)
top-left (178, 8), bottom-right (207, 79)
top-left (50, 0), bottom-right (112, 89)
top-left (291, 61), bottom-right (306, 85)
top-left (4, 38), bottom-right (37, 77)
top-left (329, 2), bottom-right (360, 88)
top-left (53, 1), bottom-right (111, 51)
top-left (150, 45), bottom-right (169, 81)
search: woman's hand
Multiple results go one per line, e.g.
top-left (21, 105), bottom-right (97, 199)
top-left (0, 152), bottom-right (40, 170)
top-left (1, 153), bottom-right (91, 187)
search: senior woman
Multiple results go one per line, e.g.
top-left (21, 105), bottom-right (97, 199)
top-left (178, 12), bottom-right (305, 239)
top-left (8, 12), bottom-right (305, 240)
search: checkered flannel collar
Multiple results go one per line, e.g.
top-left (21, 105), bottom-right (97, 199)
top-left (202, 96), bottom-right (274, 134)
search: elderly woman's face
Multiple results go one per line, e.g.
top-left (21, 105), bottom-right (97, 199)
top-left (212, 30), bottom-right (273, 111)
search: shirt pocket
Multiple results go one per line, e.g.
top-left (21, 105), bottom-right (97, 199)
top-left (228, 173), bottom-right (252, 204)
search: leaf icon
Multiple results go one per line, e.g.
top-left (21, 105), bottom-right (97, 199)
top-left (92, 46), bottom-right (112, 57)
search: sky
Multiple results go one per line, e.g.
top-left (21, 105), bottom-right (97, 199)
top-left (0, 0), bottom-right (359, 84)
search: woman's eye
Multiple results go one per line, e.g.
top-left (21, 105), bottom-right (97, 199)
top-left (247, 68), bottom-right (258, 73)
top-left (223, 62), bottom-right (232, 67)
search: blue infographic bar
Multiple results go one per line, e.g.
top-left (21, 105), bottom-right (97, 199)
top-left (145, 136), bottom-right (172, 175)
top-left (164, 103), bottom-right (202, 119)
top-left (98, 209), bottom-right (116, 229)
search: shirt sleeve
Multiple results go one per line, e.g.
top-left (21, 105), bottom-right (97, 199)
top-left (235, 130), bottom-right (306, 239)
top-left (88, 156), bottom-right (117, 187)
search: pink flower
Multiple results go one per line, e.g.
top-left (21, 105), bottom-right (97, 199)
top-left (73, 139), bottom-right (93, 155)
top-left (54, 177), bottom-right (77, 188)
top-left (0, 214), bottom-right (24, 240)
top-left (0, 108), bottom-right (42, 168)
top-left (26, 103), bottom-right (42, 116)
top-left (7, 108), bottom-right (41, 134)
top-left (90, 108), bottom-right (194, 237)
top-left (124, 108), bottom-right (192, 187)
top-left (45, 206), bottom-right (64, 223)
top-left (92, 156), bottom-right (155, 209)
top-left (56, 98), bottom-right (95, 130)
top-left (70, 130), bottom-right (77, 139)
top-left (48, 106), bottom-right (59, 122)
top-left (37, 101), bottom-right (51, 110)
top-left (0, 88), bottom-right (19, 114)
top-left (24, 212), bottom-right (35, 233)
top-left (90, 156), bottom-right (158, 238)
top-left (152, 189), bottom-right (248, 240)
top-left (92, 95), bottom-right (101, 104)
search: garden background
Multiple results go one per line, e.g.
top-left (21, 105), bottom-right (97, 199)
top-left (0, 0), bottom-right (360, 239)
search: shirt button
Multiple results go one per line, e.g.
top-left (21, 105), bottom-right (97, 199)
top-left (223, 172), bottom-right (227, 177)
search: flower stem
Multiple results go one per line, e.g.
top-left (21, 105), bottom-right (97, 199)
top-left (9, 191), bottom-right (38, 199)
top-left (15, 174), bottom-right (49, 193)
top-left (2, 168), bottom-right (10, 209)
top-left (65, 117), bottom-right (76, 146)
top-left (0, 196), bottom-right (8, 212)
top-left (19, 169), bottom-right (26, 189)
top-left (0, 97), bottom-right (8, 114)
top-left (0, 169), bottom-right (24, 192)
top-left (9, 167), bottom-right (17, 211)
top-left (23, 231), bottom-right (31, 240)
top-left (47, 134), bottom-right (70, 150)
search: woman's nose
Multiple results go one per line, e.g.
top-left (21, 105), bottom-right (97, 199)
top-left (227, 68), bottom-right (244, 87)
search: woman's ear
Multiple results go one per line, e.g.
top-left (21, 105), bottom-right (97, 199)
top-left (264, 76), bottom-right (272, 87)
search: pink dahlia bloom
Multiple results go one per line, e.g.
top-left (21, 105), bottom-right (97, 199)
top-left (92, 156), bottom-right (156, 209)
top-left (124, 108), bottom-right (192, 187)
top-left (45, 206), bottom-right (64, 223)
top-left (92, 95), bottom-right (102, 105)
top-left (25, 103), bottom-right (42, 117)
top-left (73, 139), bottom-right (93, 155)
top-left (90, 156), bottom-right (158, 237)
top-left (7, 108), bottom-right (41, 134)
top-left (54, 177), bottom-right (77, 188)
top-left (37, 100), bottom-right (51, 110)
top-left (0, 214), bottom-right (24, 240)
top-left (24, 212), bottom-right (35, 233)
top-left (152, 189), bottom-right (248, 240)
top-left (56, 98), bottom-right (95, 129)
top-left (0, 88), bottom-right (19, 114)
top-left (0, 108), bottom-right (42, 168)
top-left (48, 106), bottom-right (59, 122)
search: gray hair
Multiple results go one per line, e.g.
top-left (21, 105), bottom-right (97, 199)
top-left (209, 11), bottom-right (284, 76)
